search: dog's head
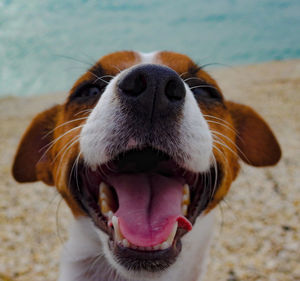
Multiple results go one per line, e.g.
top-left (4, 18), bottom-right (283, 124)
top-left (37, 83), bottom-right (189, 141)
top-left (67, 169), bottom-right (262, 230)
top-left (12, 51), bottom-right (281, 276)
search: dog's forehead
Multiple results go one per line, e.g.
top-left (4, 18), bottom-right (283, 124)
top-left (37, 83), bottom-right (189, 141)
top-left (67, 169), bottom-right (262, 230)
top-left (97, 51), bottom-right (197, 75)
top-left (98, 50), bottom-right (140, 75)
top-left (69, 50), bottom-right (221, 97)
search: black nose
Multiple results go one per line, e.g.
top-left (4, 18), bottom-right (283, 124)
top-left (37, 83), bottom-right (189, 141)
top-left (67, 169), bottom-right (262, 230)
top-left (117, 64), bottom-right (185, 120)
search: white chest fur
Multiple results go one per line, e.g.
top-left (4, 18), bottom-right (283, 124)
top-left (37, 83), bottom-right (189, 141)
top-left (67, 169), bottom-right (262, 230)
top-left (58, 211), bottom-right (215, 281)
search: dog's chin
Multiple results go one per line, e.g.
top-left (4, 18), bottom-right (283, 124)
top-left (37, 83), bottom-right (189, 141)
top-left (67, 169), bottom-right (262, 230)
top-left (68, 147), bottom-right (221, 274)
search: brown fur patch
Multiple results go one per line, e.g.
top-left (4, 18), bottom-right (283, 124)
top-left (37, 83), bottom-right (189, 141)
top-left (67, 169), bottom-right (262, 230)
top-left (98, 51), bottom-right (140, 75)
top-left (157, 51), bottom-right (197, 75)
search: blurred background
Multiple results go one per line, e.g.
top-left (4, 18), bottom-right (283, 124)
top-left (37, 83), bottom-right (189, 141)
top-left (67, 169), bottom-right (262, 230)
top-left (0, 0), bottom-right (300, 96)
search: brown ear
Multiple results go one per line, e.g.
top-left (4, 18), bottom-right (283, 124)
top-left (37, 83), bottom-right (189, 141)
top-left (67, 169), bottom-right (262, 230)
top-left (12, 105), bottom-right (60, 185)
top-left (227, 101), bottom-right (281, 167)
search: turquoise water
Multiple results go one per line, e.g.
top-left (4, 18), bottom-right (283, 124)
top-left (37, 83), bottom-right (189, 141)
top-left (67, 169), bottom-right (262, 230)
top-left (1, 0), bottom-right (300, 96)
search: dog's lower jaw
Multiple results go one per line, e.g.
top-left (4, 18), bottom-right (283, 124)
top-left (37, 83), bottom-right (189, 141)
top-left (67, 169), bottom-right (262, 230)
top-left (58, 211), bottom-right (215, 281)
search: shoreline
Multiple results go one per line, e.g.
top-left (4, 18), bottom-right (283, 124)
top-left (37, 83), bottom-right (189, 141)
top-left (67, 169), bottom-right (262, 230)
top-left (1, 59), bottom-right (299, 281)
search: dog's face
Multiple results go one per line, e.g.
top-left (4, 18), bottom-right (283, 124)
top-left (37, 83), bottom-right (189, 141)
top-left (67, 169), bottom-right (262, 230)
top-left (12, 51), bottom-right (281, 277)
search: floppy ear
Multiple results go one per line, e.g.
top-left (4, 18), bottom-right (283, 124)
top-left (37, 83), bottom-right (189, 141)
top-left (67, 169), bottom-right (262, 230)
top-left (227, 101), bottom-right (281, 167)
top-left (12, 105), bottom-right (61, 185)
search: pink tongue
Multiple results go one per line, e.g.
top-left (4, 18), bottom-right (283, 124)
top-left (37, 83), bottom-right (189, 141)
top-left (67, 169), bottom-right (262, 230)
top-left (107, 173), bottom-right (192, 247)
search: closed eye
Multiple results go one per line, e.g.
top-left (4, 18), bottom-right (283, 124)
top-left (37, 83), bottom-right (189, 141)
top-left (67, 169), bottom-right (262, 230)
top-left (69, 82), bottom-right (107, 104)
top-left (190, 84), bottom-right (223, 102)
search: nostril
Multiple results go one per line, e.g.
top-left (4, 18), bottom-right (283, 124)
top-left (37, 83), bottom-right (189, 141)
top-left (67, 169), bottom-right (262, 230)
top-left (165, 79), bottom-right (185, 102)
top-left (119, 74), bottom-right (147, 97)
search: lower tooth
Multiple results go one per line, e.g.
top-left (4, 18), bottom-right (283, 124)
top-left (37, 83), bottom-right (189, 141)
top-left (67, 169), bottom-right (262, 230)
top-left (160, 242), bottom-right (170, 250)
top-left (166, 222), bottom-right (178, 244)
top-left (122, 239), bottom-right (129, 247)
top-left (112, 216), bottom-right (123, 241)
top-left (106, 210), bottom-right (113, 220)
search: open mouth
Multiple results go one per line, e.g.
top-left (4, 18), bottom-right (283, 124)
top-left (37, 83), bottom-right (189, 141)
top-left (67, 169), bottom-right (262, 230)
top-left (70, 147), bottom-right (221, 271)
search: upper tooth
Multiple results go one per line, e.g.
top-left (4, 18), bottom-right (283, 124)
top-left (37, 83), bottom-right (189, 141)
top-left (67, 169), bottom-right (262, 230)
top-left (181, 184), bottom-right (190, 215)
top-left (101, 200), bottom-right (110, 214)
top-left (99, 182), bottom-right (114, 215)
top-left (182, 194), bottom-right (189, 204)
top-left (183, 184), bottom-right (189, 194)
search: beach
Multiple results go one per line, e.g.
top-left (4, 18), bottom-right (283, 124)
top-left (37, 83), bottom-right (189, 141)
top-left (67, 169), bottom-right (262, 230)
top-left (0, 60), bottom-right (299, 281)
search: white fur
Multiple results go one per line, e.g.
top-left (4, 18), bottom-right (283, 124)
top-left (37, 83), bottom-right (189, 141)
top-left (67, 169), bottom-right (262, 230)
top-left (59, 211), bottom-right (215, 281)
top-left (138, 51), bottom-right (159, 64)
top-left (80, 73), bottom-right (124, 166)
top-left (178, 84), bottom-right (213, 172)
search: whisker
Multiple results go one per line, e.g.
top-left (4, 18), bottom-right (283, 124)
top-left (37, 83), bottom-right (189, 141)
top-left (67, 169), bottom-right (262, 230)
top-left (39, 125), bottom-right (84, 162)
top-left (67, 152), bottom-right (82, 193)
top-left (74, 109), bottom-right (93, 117)
top-left (206, 120), bottom-right (237, 135)
top-left (179, 72), bottom-right (189, 78)
top-left (189, 85), bottom-right (219, 91)
top-left (203, 114), bottom-right (235, 129)
top-left (74, 152), bottom-right (82, 192)
top-left (88, 71), bottom-right (112, 84)
top-left (213, 139), bottom-right (239, 158)
top-left (199, 62), bottom-right (233, 69)
top-left (54, 137), bottom-right (80, 183)
top-left (212, 144), bottom-right (233, 182)
top-left (210, 154), bottom-right (218, 201)
top-left (52, 135), bottom-right (80, 164)
top-left (211, 130), bottom-right (250, 163)
top-left (183, 77), bottom-right (205, 83)
top-left (54, 54), bottom-right (93, 67)
top-left (86, 253), bottom-right (105, 276)
top-left (42, 117), bottom-right (88, 139)
top-left (112, 65), bottom-right (122, 73)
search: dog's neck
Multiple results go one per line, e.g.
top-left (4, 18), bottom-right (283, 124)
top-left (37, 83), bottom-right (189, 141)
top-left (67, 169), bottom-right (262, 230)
top-left (59, 212), bottom-right (215, 281)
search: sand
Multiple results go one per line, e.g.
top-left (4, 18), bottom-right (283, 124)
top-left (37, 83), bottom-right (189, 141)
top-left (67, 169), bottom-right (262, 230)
top-left (0, 60), bottom-right (299, 281)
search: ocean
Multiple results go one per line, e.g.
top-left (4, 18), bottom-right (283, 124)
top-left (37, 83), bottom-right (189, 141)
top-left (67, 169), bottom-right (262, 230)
top-left (1, 0), bottom-right (300, 96)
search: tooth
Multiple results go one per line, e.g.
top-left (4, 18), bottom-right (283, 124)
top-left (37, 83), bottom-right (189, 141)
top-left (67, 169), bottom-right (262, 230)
top-left (166, 222), bottom-right (178, 244)
top-left (99, 182), bottom-right (114, 214)
top-left (99, 182), bottom-right (111, 197)
top-left (160, 241), bottom-right (170, 250)
top-left (106, 210), bottom-right (114, 220)
top-left (182, 184), bottom-right (190, 204)
top-left (183, 184), bottom-right (189, 194)
top-left (112, 216), bottom-right (123, 241)
top-left (101, 200), bottom-right (110, 214)
top-left (122, 239), bottom-right (129, 247)
top-left (182, 194), bottom-right (189, 204)
top-left (100, 192), bottom-right (107, 201)
top-left (182, 204), bottom-right (188, 216)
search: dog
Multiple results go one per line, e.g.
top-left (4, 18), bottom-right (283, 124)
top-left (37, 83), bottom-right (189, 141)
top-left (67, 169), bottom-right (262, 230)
top-left (12, 51), bottom-right (281, 281)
